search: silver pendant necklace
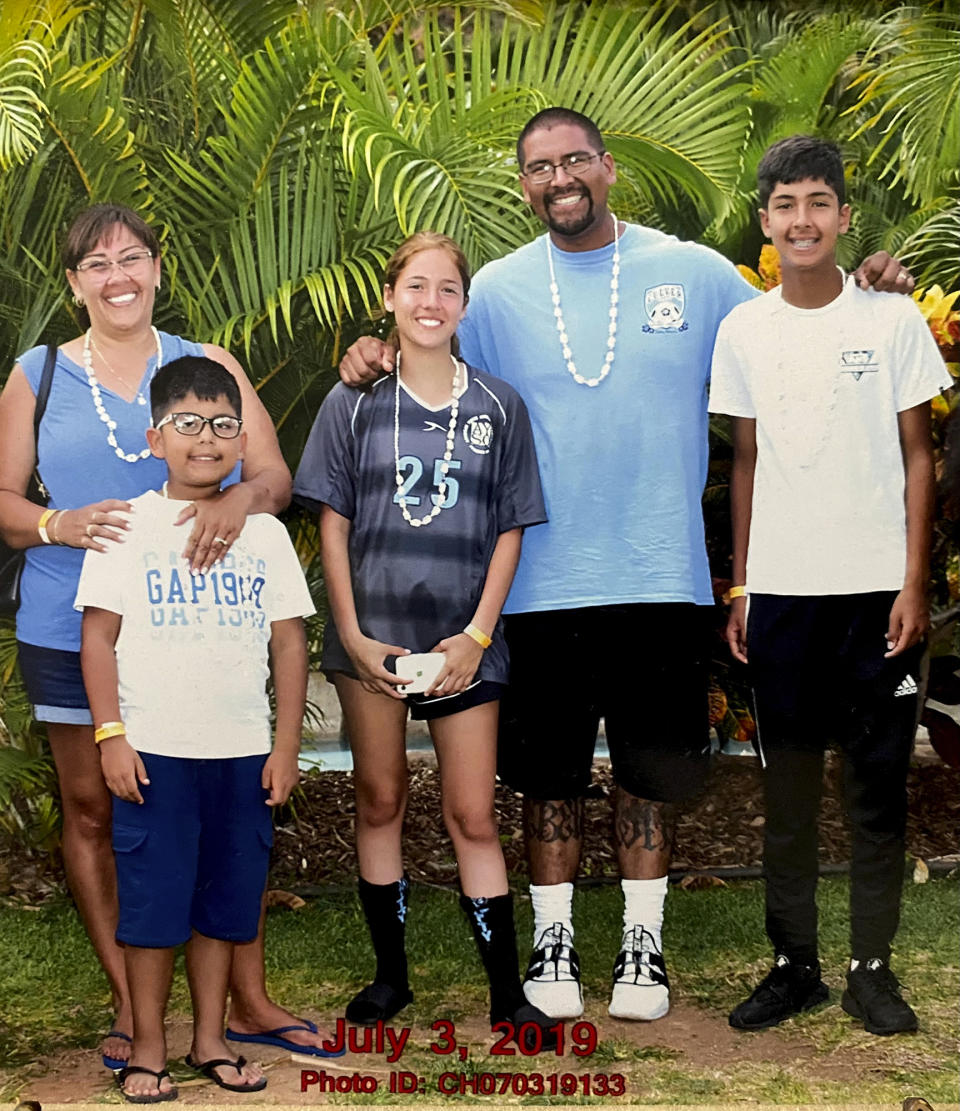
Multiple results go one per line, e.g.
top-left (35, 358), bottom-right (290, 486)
top-left (82, 327), bottom-right (162, 462)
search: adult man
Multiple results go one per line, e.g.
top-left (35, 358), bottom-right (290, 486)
top-left (339, 108), bottom-right (913, 1021)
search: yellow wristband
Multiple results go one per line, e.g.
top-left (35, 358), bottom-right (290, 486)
top-left (727, 585), bottom-right (747, 600)
top-left (463, 623), bottom-right (492, 649)
top-left (94, 722), bottom-right (126, 745)
top-left (37, 508), bottom-right (55, 544)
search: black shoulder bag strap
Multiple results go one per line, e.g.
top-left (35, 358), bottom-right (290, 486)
top-left (32, 344), bottom-right (57, 501)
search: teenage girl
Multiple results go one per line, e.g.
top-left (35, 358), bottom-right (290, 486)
top-left (294, 232), bottom-right (553, 1046)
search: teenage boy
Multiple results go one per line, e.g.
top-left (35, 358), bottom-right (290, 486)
top-left (710, 135), bottom-right (950, 1036)
top-left (78, 356), bottom-right (315, 1101)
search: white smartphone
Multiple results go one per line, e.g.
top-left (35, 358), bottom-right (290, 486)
top-left (394, 652), bottom-right (445, 694)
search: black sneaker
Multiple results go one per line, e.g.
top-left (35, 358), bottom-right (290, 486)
top-left (841, 958), bottom-right (917, 1035)
top-left (729, 955), bottom-right (829, 1030)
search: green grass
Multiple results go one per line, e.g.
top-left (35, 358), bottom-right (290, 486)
top-left (2, 875), bottom-right (958, 1104)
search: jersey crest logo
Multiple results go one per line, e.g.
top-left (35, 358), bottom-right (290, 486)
top-left (839, 349), bottom-right (879, 380)
top-left (642, 284), bottom-right (688, 332)
top-left (423, 420), bottom-right (446, 433)
top-left (463, 414), bottom-right (494, 454)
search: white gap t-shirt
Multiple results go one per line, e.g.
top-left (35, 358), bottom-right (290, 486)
top-left (75, 490), bottom-right (314, 758)
top-left (709, 276), bottom-right (951, 595)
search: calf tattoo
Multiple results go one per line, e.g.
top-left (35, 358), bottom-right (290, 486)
top-left (523, 797), bottom-right (584, 843)
top-left (614, 790), bottom-right (677, 853)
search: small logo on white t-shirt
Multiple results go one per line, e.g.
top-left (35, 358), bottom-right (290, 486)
top-left (839, 349), bottom-right (879, 380)
top-left (463, 414), bottom-right (494, 454)
top-left (643, 284), bottom-right (688, 333)
top-left (894, 674), bottom-right (918, 697)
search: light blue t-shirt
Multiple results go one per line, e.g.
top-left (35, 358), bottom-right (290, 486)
top-left (17, 333), bottom-right (240, 651)
top-left (458, 224), bottom-right (756, 614)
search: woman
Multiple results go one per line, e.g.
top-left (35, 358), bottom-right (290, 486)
top-left (0, 204), bottom-right (333, 1066)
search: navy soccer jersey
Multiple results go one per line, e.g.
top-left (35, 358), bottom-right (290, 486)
top-left (294, 364), bottom-right (546, 682)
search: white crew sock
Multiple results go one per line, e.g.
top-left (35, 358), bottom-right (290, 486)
top-left (523, 882), bottom-right (582, 1019)
top-left (609, 876), bottom-right (670, 1022)
top-left (621, 875), bottom-right (668, 945)
top-left (530, 881), bottom-right (574, 946)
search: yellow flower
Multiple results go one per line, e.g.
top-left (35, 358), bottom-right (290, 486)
top-left (912, 285), bottom-right (960, 349)
top-left (737, 245), bottom-right (782, 291)
top-left (736, 264), bottom-right (765, 290)
top-left (758, 244), bottom-right (782, 289)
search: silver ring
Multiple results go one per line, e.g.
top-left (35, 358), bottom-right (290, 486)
top-left (898, 269), bottom-right (908, 281)
top-left (213, 536), bottom-right (228, 545)
top-left (86, 524), bottom-right (95, 537)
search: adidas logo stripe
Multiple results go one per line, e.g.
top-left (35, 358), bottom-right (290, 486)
top-left (894, 674), bottom-right (918, 698)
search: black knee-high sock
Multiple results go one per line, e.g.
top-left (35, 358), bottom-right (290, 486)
top-left (359, 875), bottom-right (410, 990)
top-left (459, 892), bottom-right (527, 1022)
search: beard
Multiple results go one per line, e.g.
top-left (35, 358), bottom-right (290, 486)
top-left (543, 186), bottom-right (597, 238)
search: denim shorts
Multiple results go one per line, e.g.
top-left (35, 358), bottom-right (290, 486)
top-left (112, 752), bottom-right (272, 948)
top-left (16, 641), bottom-right (93, 725)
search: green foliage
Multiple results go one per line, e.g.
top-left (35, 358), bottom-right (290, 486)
top-left (0, 620), bottom-right (57, 852)
top-left (850, 7), bottom-right (960, 204)
top-left (0, 0), bottom-right (956, 842)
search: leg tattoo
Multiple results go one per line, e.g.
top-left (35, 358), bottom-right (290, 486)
top-left (614, 790), bottom-right (676, 854)
top-left (523, 798), bottom-right (584, 844)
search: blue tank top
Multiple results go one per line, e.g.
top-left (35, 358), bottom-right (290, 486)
top-left (16, 333), bottom-right (239, 651)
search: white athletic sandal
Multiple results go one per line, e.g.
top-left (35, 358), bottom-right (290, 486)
top-left (608, 924), bottom-right (670, 1021)
top-left (522, 922), bottom-right (584, 1018)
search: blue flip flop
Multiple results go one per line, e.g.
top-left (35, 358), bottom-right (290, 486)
top-left (226, 1019), bottom-right (346, 1058)
top-left (102, 1029), bottom-right (133, 1071)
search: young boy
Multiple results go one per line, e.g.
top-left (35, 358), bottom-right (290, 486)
top-left (77, 356), bottom-right (314, 1101)
top-left (709, 136), bottom-right (951, 1036)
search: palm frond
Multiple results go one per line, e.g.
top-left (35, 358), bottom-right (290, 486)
top-left (44, 53), bottom-right (151, 206)
top-left (849, 8), bottom-right (960, 204)
top-left (897, 202), bottom-right (960, 290)
top-left (494, 1), bottom-right (753, 218)
top-left (0, 36), bottom-right (49, 170)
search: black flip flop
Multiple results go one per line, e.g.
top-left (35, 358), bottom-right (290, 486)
top-left (117, 1065), bottom-right (178, 1104)
top-left (185, 1053), bottom-right (267, 1092)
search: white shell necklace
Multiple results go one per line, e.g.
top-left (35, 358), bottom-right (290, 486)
top-left (394, 351), bottom-right (462, 527)
top-left (547, 212), bottom-right (619, 387)
top-left (82, 326), bottom-right (162, 462)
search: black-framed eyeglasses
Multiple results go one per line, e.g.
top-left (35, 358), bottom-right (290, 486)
top-left (521, 151), bottom-right (606, 185)
top-left (74, 250), bottom-right (155, 276)
top-left (155, 412), bottom-right (243, 439)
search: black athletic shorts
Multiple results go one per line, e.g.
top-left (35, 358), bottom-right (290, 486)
top-left (406, 679), bottom-right (503, 721)
top-left (497, 603), bottom-right (711, 802)
top-left (747, 591), bottom-right (924, 757)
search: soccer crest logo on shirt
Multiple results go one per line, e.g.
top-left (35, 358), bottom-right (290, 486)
top-left (839, 349), bottom-right (879, 380)
top-left (643, 284), bottom-right (688, 333)
top-left (463, 414), bottom-right (494, 454)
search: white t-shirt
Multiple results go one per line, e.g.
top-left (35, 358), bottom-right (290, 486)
top-left (709, 276), bottom-right (951, 595)
top-left (75, 490), bottom-right (315, 758)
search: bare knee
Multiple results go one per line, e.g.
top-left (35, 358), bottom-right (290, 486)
top-left (355, 783), bottom-right (407, 830)
top-left (443, 804), bottom-right (499, 847)
top-left (60, 786), bottom-right (112, 843)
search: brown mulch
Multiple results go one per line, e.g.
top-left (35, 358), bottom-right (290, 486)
top-left (268, 754), bottom-right (959, 891)
top-left (2, 755), bottom-right (957, 905)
